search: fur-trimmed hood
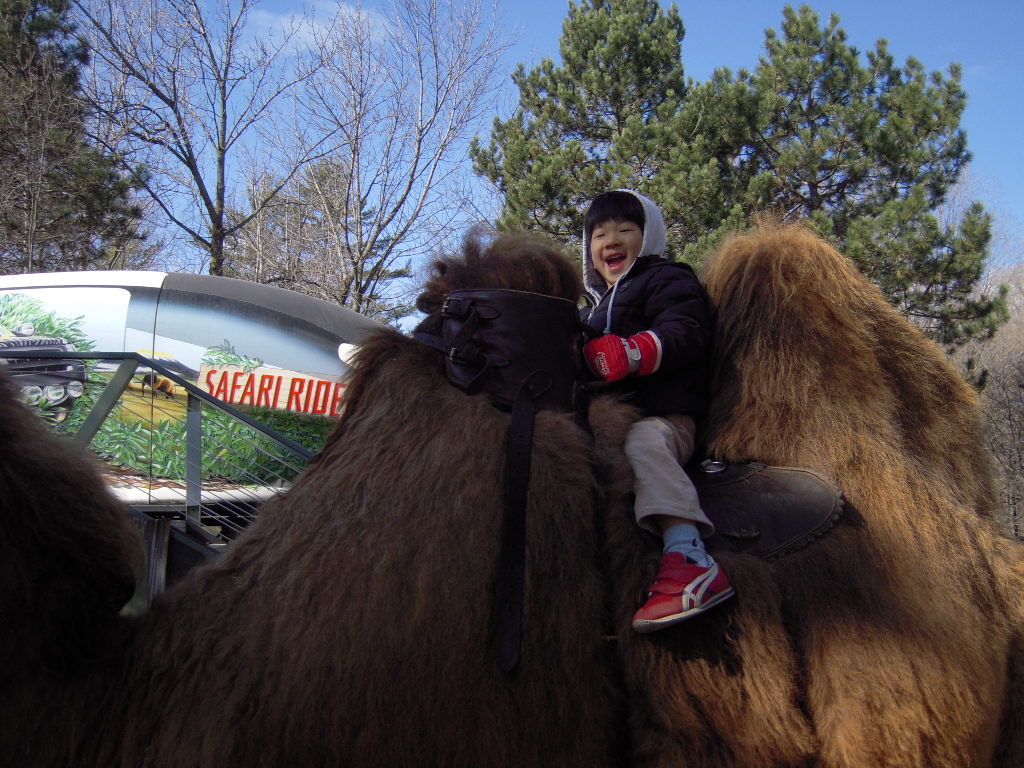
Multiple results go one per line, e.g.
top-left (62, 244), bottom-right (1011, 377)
top-left (582, 189), bottom-right (667, 303)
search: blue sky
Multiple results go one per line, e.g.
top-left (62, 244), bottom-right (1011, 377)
top-left (495, 0), bottom-right (1023, 259)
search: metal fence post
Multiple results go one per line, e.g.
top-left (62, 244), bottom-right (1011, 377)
top-left (185, 392), bottom-right (203, 531)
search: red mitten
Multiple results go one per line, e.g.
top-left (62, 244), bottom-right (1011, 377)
top-left (584, 331), bottom-right (662, 382)
top-left (584, 334), bottom-right (632, 381)
top-left (629, 330), bottom-right (662, 376)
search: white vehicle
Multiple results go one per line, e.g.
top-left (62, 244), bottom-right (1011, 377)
top-left (0, 271), bottom-right (384, 417)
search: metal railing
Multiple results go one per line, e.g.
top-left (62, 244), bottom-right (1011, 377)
top-left (1, 350), bottom-right (318, 605)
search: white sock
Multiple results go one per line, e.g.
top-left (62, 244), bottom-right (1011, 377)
top-left (662, 520), bottom-right (713, 567)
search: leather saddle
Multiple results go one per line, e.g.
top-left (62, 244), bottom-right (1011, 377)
top-left (688, 459), bottom-right (844, 561)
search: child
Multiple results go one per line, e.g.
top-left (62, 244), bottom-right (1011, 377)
top-left (581, 189), bottom-right (734, 632)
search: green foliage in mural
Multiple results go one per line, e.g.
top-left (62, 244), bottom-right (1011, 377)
top-left (201, 339), bottom-right (264, 371)
top-left (0, 292), bottom-right (94, 350)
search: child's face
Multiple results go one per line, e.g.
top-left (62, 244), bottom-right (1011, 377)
top-left (590, 218), bottom-right (643, 288)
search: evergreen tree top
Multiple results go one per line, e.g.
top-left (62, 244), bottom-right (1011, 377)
top-left (471, 2), bottom-right (1007, 348)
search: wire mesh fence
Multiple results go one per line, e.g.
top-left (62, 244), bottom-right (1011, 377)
top-left (2, 350), bottom-right (321, 543)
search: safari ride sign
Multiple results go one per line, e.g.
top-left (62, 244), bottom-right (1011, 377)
top-left (201, 365), bottom-right (348, 418)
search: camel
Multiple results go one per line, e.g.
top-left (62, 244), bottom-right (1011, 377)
top-left (607, 223), bottom-right (1024, 766)
top-left (1, 224), bottom-right (1022, 767)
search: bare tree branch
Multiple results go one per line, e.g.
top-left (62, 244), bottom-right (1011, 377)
top-left (73, 0), bottom-right (337, 273)
top-left (227, 0), bottom-right (509, 321)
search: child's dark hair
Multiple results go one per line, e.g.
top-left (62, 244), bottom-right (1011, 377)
top-left (584, 190), bottom-right (645, 235)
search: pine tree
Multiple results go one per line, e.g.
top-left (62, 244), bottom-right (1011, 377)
top-left (731, 7), bottom-right (1006, 345)
top-left (475, 2), bottom-right (1006, 346)
top-left (471, 0), bottom-right (698, 255)
top-left (0, 0), bottom-right (141, 274)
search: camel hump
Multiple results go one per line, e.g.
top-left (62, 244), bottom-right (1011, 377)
top-left (690, 460), bottom-right (845, 560)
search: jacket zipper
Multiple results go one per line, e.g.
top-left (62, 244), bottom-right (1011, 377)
top-left (593, 258), bottom-right (640, 335)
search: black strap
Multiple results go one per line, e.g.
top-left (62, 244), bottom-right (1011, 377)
top-left (412, 289), bottom-right (578, 673)
top-left (413, 300), bottom-right (506, 395)
top-left (443, 306), bottom-right (483, 364)
top-left (412, 331), bottom-right (447, 355)
top-left (491, 372), bottom-right (549, 674)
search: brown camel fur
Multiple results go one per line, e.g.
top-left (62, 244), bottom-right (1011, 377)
top-left (603, 221), bottom-right (1024, 767)
top-left (1, 226), bottom-right (1023, 767)
top-left (0, 374), bottom-right (139, 685)
top-left (0, 233), bottom-right (622, 767)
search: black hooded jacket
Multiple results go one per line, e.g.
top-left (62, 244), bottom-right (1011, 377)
top-left (583, 253), bottom-right (712, 419)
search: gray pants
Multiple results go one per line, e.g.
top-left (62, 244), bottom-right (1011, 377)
top-left (624, 416), bottom-right (714, 538)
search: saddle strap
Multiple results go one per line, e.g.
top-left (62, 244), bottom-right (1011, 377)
top-left (491, 375), bottom-right (543, 674)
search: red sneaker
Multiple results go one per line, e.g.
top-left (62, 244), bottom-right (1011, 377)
top-left (632, 552), bottom-right (735, 633)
